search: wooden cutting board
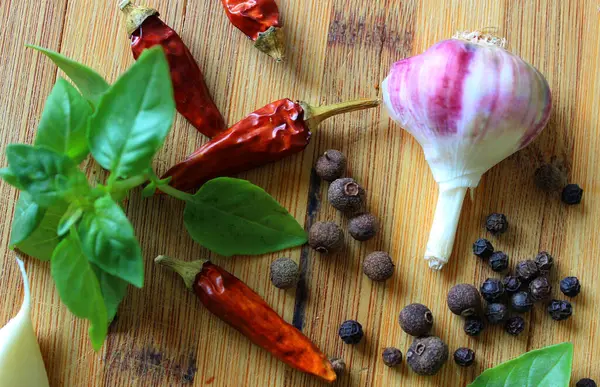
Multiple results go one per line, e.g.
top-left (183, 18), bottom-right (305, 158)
top-left (1, 0), bottom-right (598, 385)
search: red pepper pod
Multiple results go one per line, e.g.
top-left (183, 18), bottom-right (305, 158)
top-left (221, 0), bottom-right (285, 61)
top-left (119, 1), bottom-right (226, 138)
top-left (160, 98), bottom-right (380, 192)
top-left (155, 256), bottom-right (337, 383)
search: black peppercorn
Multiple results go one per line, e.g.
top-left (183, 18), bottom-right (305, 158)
top-left (561, 184), bottom-right (583, 205)
top-left (480, 278), bottom-right (505, 302)
top-left (486, 213), bottom-right (508, 235)
top-left (348, 213), bottom-right (379, 241)
top-left (329, 357), bottom-right (346, 376)
top-left (515, 260), bottom-right (540, 283)
top-left (363, 251), bottom-right (394, 282)
top-left (382, 347), bottom-right (403, 367)
top-left (406, 336), bottom-right (449, 376)
top-left (576, 378), bottom-right (597, 387)
top-left (529, 277), bottom-right (552, 301)
top-left (473, 238), bottom-right (494, 259)
top-left (315, 150), bottom-right (347, 182)
top-left (308, 221), bottom-right (343, 254)
top-left (511, 291), bottom-right (534, 313)
top-left (485, 303), bottom-right (508, 325)
top-left (534, 163), bottom-right (567, 192)
top-left (502, 275), bottom-right (522, 294)
top-left (398, 303), bottom-right (434, 337)
top-left (453, 347), bottom-right (475, 367)
top-left (534, 251), bottom-right (554, 274)
top-left (447, 284), bottom-right (482, 317)
top-left (505, 316), bottom-right (526, 336)
top-left (269, 258), bottom-right (299, 289)
top-left (560, 276), bottom-right (581, 297)
top-left (338, 320), bottom-right (364, 344)
top-left (547, 299), bottom-right (573, 321)
top-left (328, 178), bottom-right (366, 213)
top-left (464, 317), bottom-right (485, 337)
top-left (489, 251), bottom-right (509, 272)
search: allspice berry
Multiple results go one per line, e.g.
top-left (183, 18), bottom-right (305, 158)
top-left (348, 213), bottom-right (379, 241)
top-left (315, 150), bottom-right (347, 181)
top-left (447, 284), bottom-right (482, 317)
top-left (363, 252), bottom-right (394, 281)
top-left (534, 162), bottom-right (567, 192)
top-left (328, 178), bottom-right (365, 214)
top-left (269, 258), bottom-right (299, 289)
top-left (398, 303), bottom-right (434, 337)
top-left (329, 357), bottom-right (346, 376)
top-left (406, 336), bottom-right (449, 376)
top-left (308, 222), bottom-right (343, 254)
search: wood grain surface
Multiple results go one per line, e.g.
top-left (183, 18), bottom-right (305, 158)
top-left (1, 0), bottom-right (599, 386)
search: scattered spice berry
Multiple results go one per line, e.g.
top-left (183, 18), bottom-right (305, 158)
top-left (315, 150), bottom-right (347, 182)
top-left (308, 222), bottom-right (343, 254)
top-left (398, 303), bottom-right (434, 337)
top-left (529, 277), bottom-right (552, 301)
top-left (348, 213), bottom-right (379, 241)
top-left (485, 303), bottom-right (508, 325)
top-left (453, 347), bottom-right (475, 367)
top-left (505, 316), bottom-right (525, 336)
top-left (533, 162), bottom-right (567, 192)
top-left (363, 252), bottom-right (394, 282)
top-left (338, 320), bottom-right (364, 344)
top-left (511, 291), bottom-right (533, 313)
top-left (382, 347), bottom-right (403, 367)
top-left (464, 317), bottom-right (485, 337)
top-left (329, 357), bottom-right (346, 376)
top-left (406, 336), bottom-right (449, 376)
top-left (473, 238), bottom-right (494, 259)
top-left (489, 251), bottom-right (509, 272)
top-left (534, 251), bottom-right (554, 274)
top-left (447, 284), bottom-right (482, 317)
top-left (515, 260), bottom-right (540, 283)
top-left (576, 378), bottom-right (597, 387)
top-left (328, 178), bottom-right (366, 214)
top-left (560, 276), bottom-right (581, 297)
top-left (561, 184), bottom-right (583, 205)
top-left (486, 213), bottom-right (508, 235)
top-left (547, 299), bottom-right (573, 321)
top-left (480, 278), bottom-right (505, 302)
top-left (269, 258), bottom-right (299, 289)
top-left (502, 275), bottom-right (522, 294)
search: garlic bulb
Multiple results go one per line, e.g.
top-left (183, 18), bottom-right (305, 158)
top-left (0, 257), bottom-right (50, 387)
top-left (382, 31), bottom-right (552, 270)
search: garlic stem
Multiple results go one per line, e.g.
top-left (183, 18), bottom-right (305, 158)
top-left (424, 186), bottom-right (468, 270)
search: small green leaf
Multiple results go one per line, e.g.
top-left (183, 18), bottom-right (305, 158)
top-left (57, 203), bottom-right (83, 237)
top-left (27, 45), bottom-right (109, 106)
top-left (0, 167), bottom-right (22, 188)
top-left (35, 78), bottom-right (92, 163)
top-left (468, 342), bottom-right (573, 387)
top-left (92, 265), bottom-right (128, 322)
top-left (78, 196), bottom-right (144, 288)
top-left (142, 176), bottom-right (171, 198)
top-left (184, 177), bottom-right (308, 256)
top-left (10, 192), bottom-right (46, 247)
top-left (51, 231), bottom-right (108, 350)
top-left (88, 47), bottom-right (175, 179)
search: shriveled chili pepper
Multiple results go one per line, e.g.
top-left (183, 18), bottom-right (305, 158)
top-left (160, 98), bottom-right (380, 192)
top-left (119, 1), bottom-right (226, 138)
top-left (155, 255), bottom-right (336, 383)
top-left (220, 0), bottom-right (285, 61)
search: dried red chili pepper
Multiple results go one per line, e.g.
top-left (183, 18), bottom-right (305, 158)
top-left (155, 256), bottom-right (336, 383)
top-left (220, 0), bottom-right (285, 61)
top-left (119, 1), bottom-right (226, 138)
top-left (160, 98), bottom-right (380, 192)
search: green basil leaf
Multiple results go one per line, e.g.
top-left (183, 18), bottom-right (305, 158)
top-left (51, 231), bottom-right (108, 350)
top-left (88, 47), bottom-right (175, 179)
top-left (78, 196), bottom-right (144, 288)
top-left (184, 177), bottom-right (308, 256)
top-left (27, 45), bottom-right (109, 107)
top-left (0, 167), bottom-right (22, 188)
top-left (92, 265), bottom-right (128, 322)
top-left (468, 342), bottom-right (573, 387)
top-left (141, 176), bottom-right (171, 198)
top-left (10, 192), bottom-right (46, 247)
top-left (57, 203), bottom-right (83, 237)
top-left (35, 78), bottom-right (92, 163)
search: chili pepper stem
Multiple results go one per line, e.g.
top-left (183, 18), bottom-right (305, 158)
top-left (254, 27), bottom-right (285, 62)
top-left (155, 255), bottom-right (208, 289)
top-left (119, 0), bottom-right (158, 36)
top-left (302, 98), bottom-right (381, 130)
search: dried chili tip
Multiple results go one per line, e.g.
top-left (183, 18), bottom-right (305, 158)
top-left (118, 0), bottom-right (158, 36)
top-left (254, 26), bottom-right (286, 62)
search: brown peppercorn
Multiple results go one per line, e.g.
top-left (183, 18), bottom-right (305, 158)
top-left (308, 222), bottom-right (343, 254)
top-left (529, 276), bottom-right (552, 301)
top-left (534, 162), bottom-right (567, 192)
top-left (269, 258), bottom-right (299, 289)
top-left (328, 178), bottom-right (365, 214)
top-left (329, 357), bottom-right (346, 376)
top-left (382, 347), bottom-right (403, 367)
top-left (447, 284), bottom-right (482, 317)
top-left (406, 336), bottom-right (449, 376)
top-left (515, 260), bottom-right (540, 283)
top-left (363, 251), bottom-right (394, 281)
top-left (399, 303), bottom-right (434, 336)
top-left (348, 213), bottom-right (379, 241)
top-left (315, 150), bottom-right (347, 181)
top-left (534, 251), bottom-right (554, 274)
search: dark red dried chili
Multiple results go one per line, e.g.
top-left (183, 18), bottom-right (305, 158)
top-left (160, 98), bottom-right (380, 192)
top-left (155, 256), bottom-right (336, 383)
top-left (120, 1), bottom-right (226, 138)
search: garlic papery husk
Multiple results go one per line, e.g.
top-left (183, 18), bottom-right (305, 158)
top-left (0, 257), bottom-right (50, 387)
top-left (382, 31), bottom-right (552, 270)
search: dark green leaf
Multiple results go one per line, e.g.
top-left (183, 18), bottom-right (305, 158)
top-left (0, 167), bottom-right (22, 188)
top-left (27, 45), bottom-right (109, 106)
top-left (35, 78), bottom-right (92, 163)
top-left (51, 231), bottom-right (107, 350)
top-left (184, 177), bottom-right (308, 256)
top-left (468, 342), bottom-right (573, 387)
top-left (57, 203), bottom-right (83, 237)
top-left (78, 196), bottom-right (144, 288)
top-left (142, 176), bottom-right (171, 198)
top-left (10, 192), bottom-right (46, 247)
top-left (15, 200), bottom-right (69, 261)
top-left (88, 47), bottom-right (175, 179)
top-left (92, 265), bottom-right (128, 322)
